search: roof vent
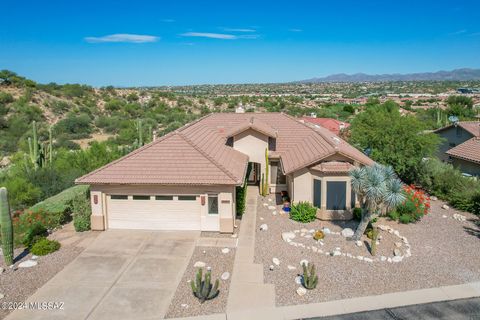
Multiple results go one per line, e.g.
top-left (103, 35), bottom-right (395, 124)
top-left (235, 104), bottom-right (245, 113)
top-left (310, 112), bottom-right (317, 118)
top-left (332, 136), bottom-right (340, 145)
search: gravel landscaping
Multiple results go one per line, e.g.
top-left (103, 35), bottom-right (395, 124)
top-left (254, 194), bottom-right (480, 306)
top-left (0, 223), bottom-right (98, 319)
top-left (165, 246), bottom-right (235, 318)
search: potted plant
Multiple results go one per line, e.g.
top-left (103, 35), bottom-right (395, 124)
top-left (283, 197), bottom-right (291, 212)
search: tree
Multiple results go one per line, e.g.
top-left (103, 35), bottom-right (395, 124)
top-left (349, 103), bottom-right (440, 183)
top-left (350, 165), bottom-right (405, 240)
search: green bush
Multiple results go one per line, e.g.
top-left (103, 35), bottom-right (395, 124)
top-left (388, 210), bottom-right (400, 221)
top-left (72, 191), bottom-right (91, 232)
top-left (30, 237), bottom-right (60, 256)
top-left (352, 207), bottom-right (362, 221)
top-left (30, 185), bottom-right (89, 218)
top-left (399, 214), bottom-right (414, 224)
top-left (235, 184), bottom-right (247, 216)
top-left (22, 223), bottom-right (47, 248)
top-left (290, 202), bottom-right (317, 223)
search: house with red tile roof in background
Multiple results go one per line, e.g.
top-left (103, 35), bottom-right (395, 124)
top-left (76, 113), bottom-right (373, 233)
top-left (434, 121), bottom-right (480, 176)
top-left (300, 117), bottom-right (350, 136)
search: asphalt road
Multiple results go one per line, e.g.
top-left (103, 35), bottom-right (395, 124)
top-left (309, 297), bottom-right (480, 320)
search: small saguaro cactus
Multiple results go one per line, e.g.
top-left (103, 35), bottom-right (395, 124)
top-left (370, 226), bottom-right (379, 256)
top-left (302, 262), bottom-right (318, 290)
top-left (0, 187), bottom-right (14, 266)
top-left (190, 267), bottom-right (220, 303)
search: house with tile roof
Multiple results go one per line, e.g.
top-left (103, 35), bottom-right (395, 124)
top-left (76, 113), bottom-right (374, 233)
top-left (434, 121), bottom-right (480, 176)
top-left (300, 117), bottom-right (350, 135)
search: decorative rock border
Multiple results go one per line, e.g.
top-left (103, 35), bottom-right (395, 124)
top-left (281, 224), bottom-right (411, 264)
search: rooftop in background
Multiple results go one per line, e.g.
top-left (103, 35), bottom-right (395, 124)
top-left (300, 117), bottom-right (350, 135)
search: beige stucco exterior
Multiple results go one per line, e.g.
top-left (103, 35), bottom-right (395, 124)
top-left (89, 184), bottom-right (235, 233)
top-left (233, 128), bottom-right (268, 181)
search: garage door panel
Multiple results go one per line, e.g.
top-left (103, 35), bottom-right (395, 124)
top-left (107, 197), bottom-right (201, 230)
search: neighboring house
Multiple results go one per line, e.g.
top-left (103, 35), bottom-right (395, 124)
top-left (76, 113), bottom-right (374, 233)
top-left (301, 117), bottom-right (350, 136)
top-left (434, 121), bottom-right (480, 176)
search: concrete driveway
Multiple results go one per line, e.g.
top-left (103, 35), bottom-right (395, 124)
top-left (7, 230), bottom-right (199, 320)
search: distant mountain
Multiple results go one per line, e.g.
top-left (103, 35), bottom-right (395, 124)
top-left (298, 68), bottom-right (480, 83)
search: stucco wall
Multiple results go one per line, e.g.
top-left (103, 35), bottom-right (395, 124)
top-left (437, 126), bottom-right (474, 162)
top-left (451, 158), bottom-right (480, 176)
top-left (89, 184), bottom-right (235, 233)
top-left (233, 128), bottom-right (268, 178)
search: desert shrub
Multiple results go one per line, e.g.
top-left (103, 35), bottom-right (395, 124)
top-left (0, 92), bottom-right (14, 104)
top-left (30, 238), bottom-right (61, 256)
top-left (290, 201), bottom-right (317, 223)
top-left (352, 207), bottom-right (362, 221)
top-left (54, 113), bottom-right (92, 139)
top-left (22, 223), bottom-right (48, 248)
top-left (399, 214), bottom-right (414, 224)
top-left (390, 185), bottom-right (430, 224)
top-left (388, 210), bottom-right (400, 221)
top-left (72, 191), bottom-right (91, 232)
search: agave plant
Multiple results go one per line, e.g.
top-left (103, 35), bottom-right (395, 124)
top-left (350, 164), bottom-right (405, 240)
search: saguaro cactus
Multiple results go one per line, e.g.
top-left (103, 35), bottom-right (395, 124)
top-left (264, 147), bottom-right (270, 196)
top-left (0, 187), bottom-right (14, 266)
top-left (190, 267), bottom-right (220, 303)
top-left (27, 121), bottom-right (53, 170)
top-left (302, 262), bottom-right (318, 290)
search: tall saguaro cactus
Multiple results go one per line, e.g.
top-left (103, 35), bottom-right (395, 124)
top-left (0, 187), bottom-right (14, 266)
top-left (27, 121), bottom-right (53, 170)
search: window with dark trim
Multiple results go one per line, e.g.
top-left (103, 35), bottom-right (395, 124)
top-left (111, 195), bottom-right (128, 200)
top-left (155, 195), bottom-right (173, 200)
top-left (208, 195), bottom-right (219, 214)
top-left (132, 195), bottom-right (151, 200)
top-left (178, 195), bottom-right (197, 201)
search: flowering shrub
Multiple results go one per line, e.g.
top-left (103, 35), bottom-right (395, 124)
top-left (389, 185), bottom-right (430, 224)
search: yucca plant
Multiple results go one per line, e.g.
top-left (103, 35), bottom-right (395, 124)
top-left (302, 262), bottom-right (318, 290)
top-left (191, 267), bottom-right (220, 303)
top-left (350, 164), bottom-right (405, 240)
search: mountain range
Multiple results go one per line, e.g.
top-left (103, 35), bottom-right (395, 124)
top-left (298, 68), bottom-right (480, 83)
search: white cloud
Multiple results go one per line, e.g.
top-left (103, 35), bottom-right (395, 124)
top-left (85, 34), bottom-right (159, 43)
top-left (289, 28), bottom-right (303, 32)
top-left (180, 32), bottom-right (237, 39)
top-left (223, 28), bottom-right (256, 32)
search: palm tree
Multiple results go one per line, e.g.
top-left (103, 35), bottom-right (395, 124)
top-left (350, 164), bottom-right (405, 241)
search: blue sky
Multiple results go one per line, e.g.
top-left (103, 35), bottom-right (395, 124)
top-left (1, 0), bottom-right (480, 86)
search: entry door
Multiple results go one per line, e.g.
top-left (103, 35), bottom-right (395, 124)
top-left (202, 194), bottom-right (220, 231)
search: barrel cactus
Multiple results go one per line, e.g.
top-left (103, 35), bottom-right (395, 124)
top-left (190, 267), bottom-right (219, 303)
top-left (302, 262), bottom-right (318, 290)
top-left (0, 187), bottom-right (14, 266)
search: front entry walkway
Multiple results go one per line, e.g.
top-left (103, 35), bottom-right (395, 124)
top-left (226, 186), bottom-right (278, 320)
top-left (7, 230), bottom-right (199, 320)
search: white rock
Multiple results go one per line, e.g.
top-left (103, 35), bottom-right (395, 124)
top-left (355, 240), bottom-right (363, 247)
top-left (263, 203), bottom-right (268, 207)
top-left (221, 272), bottom-right (230, 280)
top-left (387, 258), bottom-right (392, 263)
top-left (388, 229), bottom-right (394, 234)
top-left (325, 252), bottom-right (330, 255)
top-left (202, 250), bottom-right (207, 254)
top-left (272, 211), bottom-right (277, 216)
top-left (282, 232), bottom-right (296, 242)
top-left (346, 253), bottom-right (352, 258)
top-left (269, 265), bottom-right (274, 271)
top-left (322, 228), bottom-right (331, 234)
top-left (341, 228), bottom-right (354, 238)
top-left (442, 204), bottom-right (449, 210)
top-left (259, 224), bottom-right (268, 231)
top-left (268, 206), bottom-right (276, 210)
top-left (378, 235), bottom-right (383, 240)
top-left (364, 258), bottom-right (373, 263)
top-left (287, 265), bottom-right (296, 270)
top-left (301, 228), bottom-right (308, 233)
top-left (268, 198), bottom-right (272, 202)
top-left (31, 255), bottom-right (38, 260)
top-left (392, 256), bottom-right (403, 263)
top-left (332, 251), bottom-right (341, 256)
top-left (318, 241), bottom-right (324, 246)
top-left (378, 225), bottom-right (388, 231)
top-left (222, 248), bottom-right (230, 254)
top-left (299, 243), bottom-right (305, 248)
top-left (431, 196), bottom-right (438, 201)
top-left (296, 287), bottom-right (307, 296)
top-left (394, 249), bottom-right (401, 256)
top-left (357, 256), bottom-right (364, 261)
top-left (393, 230), bottom-right (400, 236)
top-left (259, 217), bottom-right (264, 221)
top-left (295, 276), bottom-right (302, 284)
top-left (318, 249), bottom-right (323, 253)
top-left (272, 258), bottom-right (280, 266)
top-left (294, 230), bottom-right (300, 233)
top-left (442, 215), bottom-right (448, 218)
top-left (181, 303), bottom-right (189, 308)
top-left (300, 233), bottom-right (305, 237)
top-left (194, 261), bottom-right (206, 268)
top-left (395, 242), bottom-right (402, 248)
top-left (309, 229), bottom-right (315, 233)
top-left (306, 246), bottom-right (311, 250)
top-left (375, 241), bottom-right (380, 245)
top-left (18, 260), bottom-right (37, 268)
top-left (0, 267), bottom-right (4, 274)
top-left (304, 234), bottom-right (312, 239)
top-left (300, 259), bottom-right (309, 266)
top-left (380, 256), bottom-right (387, 262)
top-left (0, 293), bottom-right (4, 300)
top-left (312, 247), bottom-right (318, 252)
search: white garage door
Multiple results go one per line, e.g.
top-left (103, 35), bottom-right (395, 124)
top-left (106, 195), bottom-right (201, 230)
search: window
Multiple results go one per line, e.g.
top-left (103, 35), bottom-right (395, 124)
top-left (326, 181), bottom-right (346, 210)
top-left (270, 161), bottom-right (286, 185)
top-left (111, 195), bottom-right (128, 200)
top-left (313, 179), bottom-right (321, 208)
top-left (155, 195), bottom-right (173, 200)
top-left (456, 126), bottom-right (462, 137)
top-left (208, 195), bottom-right (219, 214)
top-left (178, 195), bottom-right (197, 201)
top-left (132, 195), bottom-right (151, 200)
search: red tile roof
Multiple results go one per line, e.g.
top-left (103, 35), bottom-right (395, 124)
top-left (434, 121), bottom-right (480, 137)
top-left (301, 117), bottom-right (350, 135)
top-left (225, 116), bottom-right (277, 138)
top-left (446, 137), bottom-right (480, 164)
top-left (76, 113), bottom-right (374, 185)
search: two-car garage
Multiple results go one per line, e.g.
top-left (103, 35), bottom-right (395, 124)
top-left (106, 194), bottom-right (202, 230)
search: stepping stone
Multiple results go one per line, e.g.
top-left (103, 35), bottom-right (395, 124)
top-left (18, 260), bottom-right (37, 268)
